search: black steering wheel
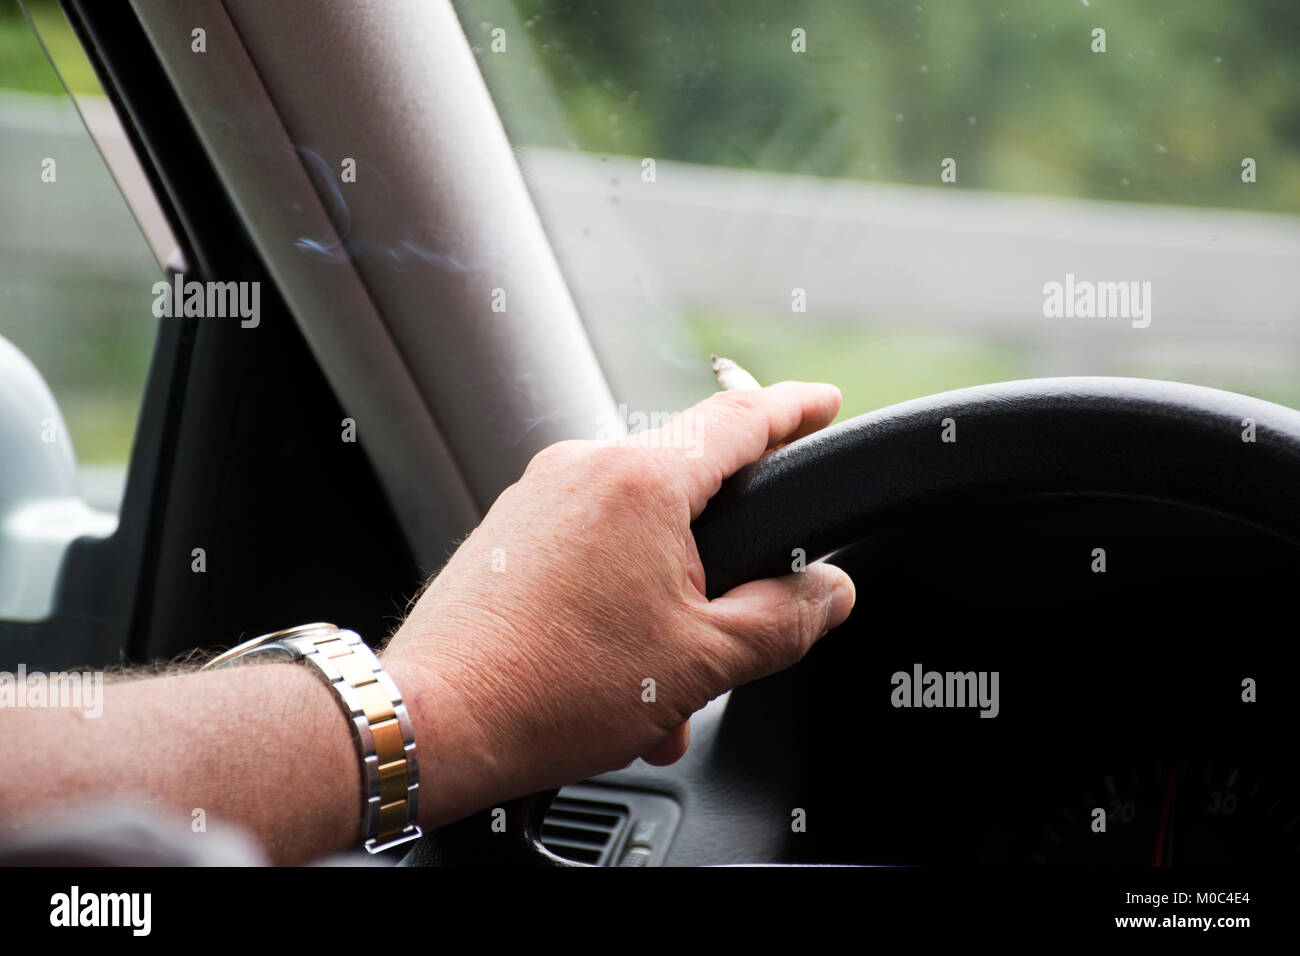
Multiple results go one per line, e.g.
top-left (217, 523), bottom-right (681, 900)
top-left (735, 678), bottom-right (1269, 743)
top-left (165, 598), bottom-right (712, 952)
top-left (401, 376), bottom-right (1300, 866)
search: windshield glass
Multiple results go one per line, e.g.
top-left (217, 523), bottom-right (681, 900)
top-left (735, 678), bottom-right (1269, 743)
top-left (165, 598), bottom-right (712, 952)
top-left (455, 0), bottom-right (1300, 420)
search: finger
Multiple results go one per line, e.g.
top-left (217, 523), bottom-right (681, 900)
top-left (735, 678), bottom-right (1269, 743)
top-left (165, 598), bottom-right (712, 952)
top-left (773, 383), bottom-right (848, 445)
top-left (684, 529), bottom-right (706, 596)
top-left (640, 720), bottom-right (691, 766)
top-left (703, 563), bottom-right (856, 686)
top-left (667, 382), bottom-right (842, 518)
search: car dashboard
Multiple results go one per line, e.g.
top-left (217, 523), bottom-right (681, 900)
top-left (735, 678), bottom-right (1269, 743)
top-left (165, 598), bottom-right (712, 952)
top-left (558, 494), bottom-right (1299, 866)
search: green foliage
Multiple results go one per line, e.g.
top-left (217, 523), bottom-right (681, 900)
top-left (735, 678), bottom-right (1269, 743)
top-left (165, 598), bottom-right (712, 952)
top-left (681, 312), bottom-right (1030, 421)
top-left (0, 0), bottom-right (103, 96)
top-left (465, 0), bottom-right (1300, 212)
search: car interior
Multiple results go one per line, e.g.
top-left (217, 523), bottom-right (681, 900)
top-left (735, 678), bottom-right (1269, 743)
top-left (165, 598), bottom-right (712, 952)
top-left (1, 0), bottom-right (1297, 869)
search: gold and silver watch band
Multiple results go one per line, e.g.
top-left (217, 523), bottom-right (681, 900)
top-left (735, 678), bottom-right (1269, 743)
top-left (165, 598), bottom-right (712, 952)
top-left (203, 623), bottom-right (422, 854)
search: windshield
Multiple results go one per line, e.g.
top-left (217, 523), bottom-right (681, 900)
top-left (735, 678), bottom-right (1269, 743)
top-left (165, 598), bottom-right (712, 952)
top-left (454, 0), bottom-right (1300, 420)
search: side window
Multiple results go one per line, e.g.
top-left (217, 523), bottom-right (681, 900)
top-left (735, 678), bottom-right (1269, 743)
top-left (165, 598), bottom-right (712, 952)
top-left (0, 0), bottom-right (173, 620)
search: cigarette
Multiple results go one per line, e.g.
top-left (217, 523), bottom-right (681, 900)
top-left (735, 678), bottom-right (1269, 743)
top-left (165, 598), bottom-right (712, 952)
top-left (711, 354), bottom-right (761, 391)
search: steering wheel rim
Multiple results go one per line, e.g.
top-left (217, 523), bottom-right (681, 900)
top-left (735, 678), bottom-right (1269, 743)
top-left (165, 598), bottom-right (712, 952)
top-left (402, 376), bottom-right (1300, 866)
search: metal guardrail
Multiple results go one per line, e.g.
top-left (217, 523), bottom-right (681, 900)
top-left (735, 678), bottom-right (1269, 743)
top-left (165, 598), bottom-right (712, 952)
top-left (0, 91), bottom-right (173, 268)
top-left (4, 91), bottom-right (1297, 401)
top-left (521, 148), bottom-right (1300, 379)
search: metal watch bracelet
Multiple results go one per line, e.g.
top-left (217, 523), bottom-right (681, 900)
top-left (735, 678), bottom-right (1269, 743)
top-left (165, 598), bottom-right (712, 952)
top-left (202, 623), bottom-right (422, 854)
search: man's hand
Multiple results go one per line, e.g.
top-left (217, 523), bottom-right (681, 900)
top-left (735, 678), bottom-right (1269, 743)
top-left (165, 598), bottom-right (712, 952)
top-left (383, 382), bottom-right (856, 829)
top-left (0, 382), bottom-right (854, 863)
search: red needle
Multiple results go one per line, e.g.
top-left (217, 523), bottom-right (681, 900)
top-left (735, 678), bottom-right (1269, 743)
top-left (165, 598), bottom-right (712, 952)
top-left (1153, 770), bottom-right (1177, 867)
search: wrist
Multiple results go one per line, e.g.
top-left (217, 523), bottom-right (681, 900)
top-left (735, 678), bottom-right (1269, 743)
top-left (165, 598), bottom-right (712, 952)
top-left (381, 647), bottom-right (509, 832)
top-left (206, 624), bottom-right (424, 854)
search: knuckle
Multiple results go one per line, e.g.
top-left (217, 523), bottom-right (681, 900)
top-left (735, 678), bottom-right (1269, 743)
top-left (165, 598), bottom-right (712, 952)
top-left (591, 444), bottom-right (664, 498)
top-left (773, 586), bottom-right (827, 665)
top-left (744, 606), bottom-right (808, 671)
top-left (526, 440), bottom-right (681, 513)
top-left (674, 632), bottom-right (738, 707)
top-left (707, 388), bottom-right (764, 417)
top-left (525, 438), bottom-right (585, 474)
top-left (776, 614), bottom-right (814, 667)
top-left (791, 588), bottom-right (827, 652)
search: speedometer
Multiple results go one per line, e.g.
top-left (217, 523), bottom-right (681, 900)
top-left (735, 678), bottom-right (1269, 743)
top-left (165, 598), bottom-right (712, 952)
top-left (1028, 760), bottom-right (1297, 866)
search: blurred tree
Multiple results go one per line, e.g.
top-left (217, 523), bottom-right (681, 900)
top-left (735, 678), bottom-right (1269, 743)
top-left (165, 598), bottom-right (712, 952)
top-left (461, 0), bottom-right (1300, 213)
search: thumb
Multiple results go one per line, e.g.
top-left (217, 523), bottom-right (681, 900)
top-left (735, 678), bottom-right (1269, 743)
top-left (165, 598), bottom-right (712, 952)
top-left (703, 562), bottom-right (856, 685)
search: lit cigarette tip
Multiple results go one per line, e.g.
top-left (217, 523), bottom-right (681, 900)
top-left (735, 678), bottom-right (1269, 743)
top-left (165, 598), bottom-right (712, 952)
top-left (711, 354), bottom-right (762, 391)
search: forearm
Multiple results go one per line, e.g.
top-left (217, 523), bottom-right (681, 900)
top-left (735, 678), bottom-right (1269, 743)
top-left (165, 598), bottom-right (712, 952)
top-left (0, 651), bottom-right (510, 864)
top-left (0, 663), bottom-right (363, 864)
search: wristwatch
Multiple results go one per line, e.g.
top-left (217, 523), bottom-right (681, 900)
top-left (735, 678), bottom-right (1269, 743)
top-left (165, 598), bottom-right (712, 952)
top-left (202, 623), bottom-right (423, 854)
